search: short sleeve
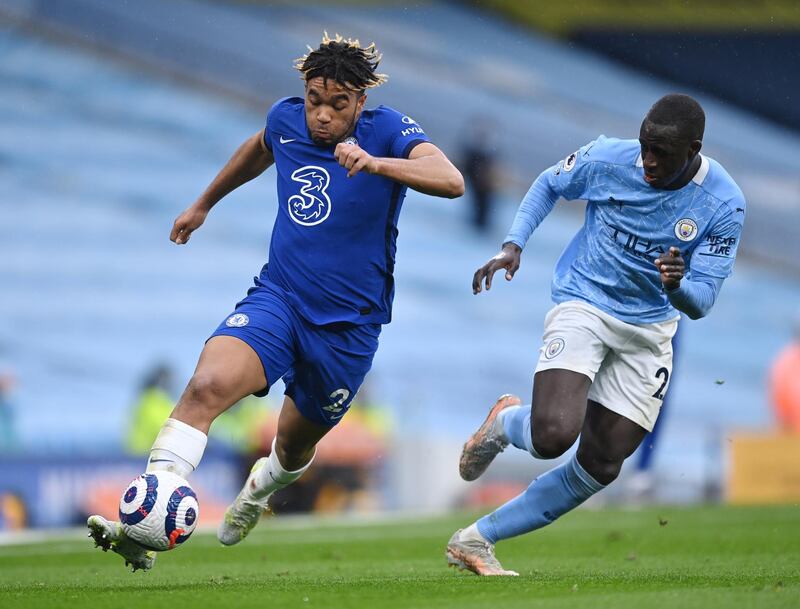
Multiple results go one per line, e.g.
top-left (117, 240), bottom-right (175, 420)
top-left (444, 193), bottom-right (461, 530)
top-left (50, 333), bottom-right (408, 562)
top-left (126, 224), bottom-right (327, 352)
top-left (263, 97), bottom-right (291, 152)
top-left (689, 201), bottom-right (745, 279)
top-left (381, 108), bottom-right (431, 158)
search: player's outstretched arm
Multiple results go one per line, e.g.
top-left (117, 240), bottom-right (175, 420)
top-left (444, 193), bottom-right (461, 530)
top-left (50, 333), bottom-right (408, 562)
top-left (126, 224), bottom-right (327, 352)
top-left (333, 142), bottom-right (464, 198)
top-left (171, 130), bottom-right (275, 245)
top-left (471, 165), bottom-right (567, 295)
top-left (472, 243), bottom-right (522, 295)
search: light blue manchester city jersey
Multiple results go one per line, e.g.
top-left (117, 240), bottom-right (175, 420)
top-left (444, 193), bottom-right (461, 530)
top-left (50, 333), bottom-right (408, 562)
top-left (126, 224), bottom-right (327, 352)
top-left (506, 136), bottom-right (746, 324)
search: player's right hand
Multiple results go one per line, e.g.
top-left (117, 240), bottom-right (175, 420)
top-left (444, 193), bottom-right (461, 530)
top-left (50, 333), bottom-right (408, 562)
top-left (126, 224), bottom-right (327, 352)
top-left (170, 205), bottom-right (208, 245)
top-left (472, 243), bottom-right (522, 294)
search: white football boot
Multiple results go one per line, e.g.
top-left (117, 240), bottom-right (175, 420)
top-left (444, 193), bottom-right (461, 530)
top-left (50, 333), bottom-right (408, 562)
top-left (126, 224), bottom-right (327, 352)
top-left (217, 457), bottom-right (272, 546)
top-left (459, 394), bottom-right (521, 481)
top-left (87, 515), bottom-right (156, 572)
top-left (446, 528), bottom-right (518, 577)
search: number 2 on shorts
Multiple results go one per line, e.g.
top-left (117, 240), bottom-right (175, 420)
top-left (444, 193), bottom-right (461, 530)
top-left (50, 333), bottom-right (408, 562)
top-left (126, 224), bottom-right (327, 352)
top-left (651, 367), bottom-right (670, 400)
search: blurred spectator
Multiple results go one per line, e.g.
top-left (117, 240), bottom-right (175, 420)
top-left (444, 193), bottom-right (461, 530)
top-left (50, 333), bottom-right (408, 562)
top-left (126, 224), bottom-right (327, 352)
top-left (769, 316), bottom-right (800, 432)
top-left (341, 382), bottom-right (393, 441)
top-left (0, 492), bottom-right (26, 531)
top-left (0, 370), bottom-right (17, 452)
top-left (209, 395), bottom-right (270, 454)
top-left (459, 116), bottom-right (499, 232)
top-left (208, 395), bottom-right (273, 489)
top-left (125, 363), bottom-right (175, 454)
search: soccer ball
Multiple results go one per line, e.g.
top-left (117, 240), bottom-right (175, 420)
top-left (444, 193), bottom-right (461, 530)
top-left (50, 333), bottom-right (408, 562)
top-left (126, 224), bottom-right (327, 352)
top-left (119, 471), bottom-right (199, 551)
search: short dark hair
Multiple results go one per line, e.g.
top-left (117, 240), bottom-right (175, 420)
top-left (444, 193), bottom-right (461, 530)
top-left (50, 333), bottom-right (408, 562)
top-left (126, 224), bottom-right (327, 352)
top-left (295, 32), bottom-right (387, 93)
top-left (646, 94), bottom-right (705, 142)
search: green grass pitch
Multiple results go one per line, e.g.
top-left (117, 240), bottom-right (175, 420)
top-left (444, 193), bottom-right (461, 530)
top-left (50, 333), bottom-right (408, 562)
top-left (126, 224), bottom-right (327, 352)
top-left (1, 505), bottom-right (797, 609)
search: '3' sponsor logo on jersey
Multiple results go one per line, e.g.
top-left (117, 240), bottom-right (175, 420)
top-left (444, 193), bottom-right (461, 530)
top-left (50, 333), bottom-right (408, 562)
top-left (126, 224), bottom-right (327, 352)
top-left (288, 165), bottom-right (332, 226)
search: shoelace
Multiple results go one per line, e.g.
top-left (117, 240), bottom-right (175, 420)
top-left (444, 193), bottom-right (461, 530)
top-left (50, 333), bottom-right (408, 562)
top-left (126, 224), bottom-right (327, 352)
top-left (475, 436), bottom-right (505, 456)
top-left (478, 542), bottom-right (503, 566)
top-left (229, 498), bottom-right (265, 528)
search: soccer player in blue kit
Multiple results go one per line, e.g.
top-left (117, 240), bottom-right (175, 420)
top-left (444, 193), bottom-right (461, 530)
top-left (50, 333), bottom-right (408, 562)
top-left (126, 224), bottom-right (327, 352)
top-left (87, 34), bottom-right (463, 570)
top-left (446, 94), bottom-right (745, 576)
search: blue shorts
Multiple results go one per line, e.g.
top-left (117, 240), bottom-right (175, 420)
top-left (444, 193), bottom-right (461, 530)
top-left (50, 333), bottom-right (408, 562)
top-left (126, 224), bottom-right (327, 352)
top-left (210, 279), bottom-right (381, 426)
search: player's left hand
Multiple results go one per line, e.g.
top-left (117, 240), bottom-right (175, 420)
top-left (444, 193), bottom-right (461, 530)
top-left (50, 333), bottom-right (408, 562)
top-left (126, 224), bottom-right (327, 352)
top-left (655, 246), bottom-right (685, 291)
top-left (335, 142), bottom-right (378, 178)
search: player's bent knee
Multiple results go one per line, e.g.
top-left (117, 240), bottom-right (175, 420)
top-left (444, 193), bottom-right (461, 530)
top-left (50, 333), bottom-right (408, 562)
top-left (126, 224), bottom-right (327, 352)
top-left (531, 433), bottom-right (575, 459)
top-left (531, 426), bottom-right (577, 459)
top-left (588, 462), bottom-right (622, 486)
top-left (577, 452), bottom-right (624, 486)
top-left (181, 373), bottom-right (237, 414)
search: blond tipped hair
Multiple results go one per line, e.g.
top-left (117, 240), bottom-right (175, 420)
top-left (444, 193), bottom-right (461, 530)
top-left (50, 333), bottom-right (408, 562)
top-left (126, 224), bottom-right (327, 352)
top-left (295, 31), bottom-right (388, 91)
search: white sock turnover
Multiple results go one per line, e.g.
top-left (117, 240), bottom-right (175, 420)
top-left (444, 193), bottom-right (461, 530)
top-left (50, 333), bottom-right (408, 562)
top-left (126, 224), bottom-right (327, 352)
top-left (146, 418), bottom-right (208, 479)
top-left (460, 522), bottom-right (487, 543)
top-left (248, 438), bottom-right (315, 500)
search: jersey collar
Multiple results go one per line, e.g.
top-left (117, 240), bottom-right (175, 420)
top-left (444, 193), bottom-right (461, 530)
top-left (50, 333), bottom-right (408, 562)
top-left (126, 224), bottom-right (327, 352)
top-left (635, 152), bottom-right (709, 185)
top-left (691, 155), bottom-right (710, 185)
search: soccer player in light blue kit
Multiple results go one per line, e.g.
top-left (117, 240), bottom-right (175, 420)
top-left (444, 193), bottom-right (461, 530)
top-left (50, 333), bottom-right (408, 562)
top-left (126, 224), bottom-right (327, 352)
top-left (87, 34), bottom-right (464, 571)
top-left (447, 94), bottom-right (745, 576)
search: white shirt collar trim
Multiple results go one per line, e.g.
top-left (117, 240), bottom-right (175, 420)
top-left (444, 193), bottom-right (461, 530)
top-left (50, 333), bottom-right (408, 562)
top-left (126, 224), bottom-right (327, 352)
top-left (636, 153), bottom-right (708, 184)
top-left (692, 154), bottom-right (710, 185)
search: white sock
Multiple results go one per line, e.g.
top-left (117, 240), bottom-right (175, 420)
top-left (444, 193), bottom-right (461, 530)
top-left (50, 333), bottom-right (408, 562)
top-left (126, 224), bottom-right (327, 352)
top-left (461, 522), bottom-right (487, 543)
top-left (248, 438), bottom-right (314, 500)
top-left (146, 418), bottom-right (207, 479)
top-left (495, 406), bottom-right (519, 442)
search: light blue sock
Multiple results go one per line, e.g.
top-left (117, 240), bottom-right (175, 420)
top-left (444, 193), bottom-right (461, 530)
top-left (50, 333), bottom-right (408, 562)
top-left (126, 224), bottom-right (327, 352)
top-left (501, 405), bottom-right (544, 458)
top-left (476, 454), bottom-right (605, 544)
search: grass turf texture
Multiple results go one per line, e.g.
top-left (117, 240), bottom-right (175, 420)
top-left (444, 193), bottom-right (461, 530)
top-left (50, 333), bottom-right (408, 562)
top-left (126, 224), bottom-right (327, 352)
top-left (0, 505), bottom-right (797, 609)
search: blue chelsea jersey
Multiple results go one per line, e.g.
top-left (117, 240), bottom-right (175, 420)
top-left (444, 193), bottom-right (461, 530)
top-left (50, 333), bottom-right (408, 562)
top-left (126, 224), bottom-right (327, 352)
top-left (260, 97), bottom-right (430, 325)
top-left (540, 136), bottom-right (745, 324)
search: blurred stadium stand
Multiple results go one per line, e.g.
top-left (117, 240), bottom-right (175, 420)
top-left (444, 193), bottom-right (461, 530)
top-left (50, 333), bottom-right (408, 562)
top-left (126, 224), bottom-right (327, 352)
top-left (1, 0), bottom-right (799, 516)
top-left (478, 0), bottom-right (800, 130)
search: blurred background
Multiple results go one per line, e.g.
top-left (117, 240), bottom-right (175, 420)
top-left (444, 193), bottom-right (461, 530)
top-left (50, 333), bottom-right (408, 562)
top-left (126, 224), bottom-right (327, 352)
top-left (1, 0), bottom-right (799, 532)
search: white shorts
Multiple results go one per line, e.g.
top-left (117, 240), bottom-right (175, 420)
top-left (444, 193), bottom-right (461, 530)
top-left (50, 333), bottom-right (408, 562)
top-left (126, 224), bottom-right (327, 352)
top-left (535, 300), bottom-right (678, 431)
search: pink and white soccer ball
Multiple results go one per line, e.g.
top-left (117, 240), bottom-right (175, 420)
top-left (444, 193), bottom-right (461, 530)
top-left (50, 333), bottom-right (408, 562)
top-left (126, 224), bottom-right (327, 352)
top-left (119, 471), bottom-right (199, 551)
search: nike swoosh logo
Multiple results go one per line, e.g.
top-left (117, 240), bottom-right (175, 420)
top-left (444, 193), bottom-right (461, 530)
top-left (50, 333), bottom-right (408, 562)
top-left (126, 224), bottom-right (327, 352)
top-left (279, 136), bottom-right (296, 144)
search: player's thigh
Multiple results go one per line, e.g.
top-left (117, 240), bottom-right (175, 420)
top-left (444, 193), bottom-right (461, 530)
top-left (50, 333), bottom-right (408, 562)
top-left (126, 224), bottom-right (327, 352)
top-left (192, 335), bottom-right (267, 400)
top-left (191, 287), bottom-right (299, 405)
top-left (173, 334), bottom-right (270, 430)
top-left (587, 316), bottom-right (677, 432)
top-left (531, 369), bottom-right (591, 449)
top-left (285, 322), bottom-right (381, 427)
top-left (532, 301), bottom-right (610, 438)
